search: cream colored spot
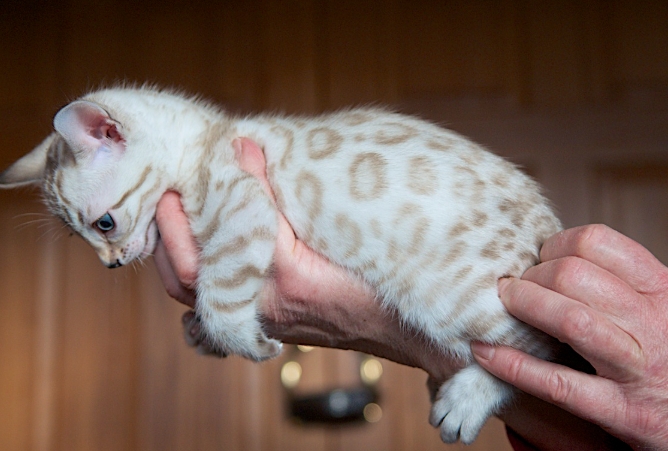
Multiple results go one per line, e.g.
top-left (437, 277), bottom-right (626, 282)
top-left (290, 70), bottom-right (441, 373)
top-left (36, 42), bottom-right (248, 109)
top-left (212, 298), bottom-right (254, 313)
top-left (307, 127), bottom-right (343, 160)
top-left (349, 152), bottom-right (388, 201)
top-left (439, 241), bottom-right (467, 269)
top-left (369, 218), bottom-right (383, 239)
top-left (425, 138), bottom-right (454, 151)
top-left (448, 222), bottom-right (471, 238)
top-left (213, 265), bottom-right (264, 289)
top-left (453, 265), bottom-right (474, 284)
top-left (335, 213), bottom-right (363, 258)
top-left (392, 203), bottom-right (421, 226)
top-left (272, 125), bottom-right (296, 169)
top-left (406, 155), bottom-right (439, 195)
top-left (472, 210), bottom-right (488, 227)
top-left (492, 173), bottom-right (510, 188)
top-left (343, 112), bottom-right (373, 126)
top-left (410, 217), bottom-right (430, 252)
top-left (295, 170), bottom-right (324, 220)
top-left (481, 239), bottom-right (503, 260)
top-left (374, 123), bottom-right (417, 145)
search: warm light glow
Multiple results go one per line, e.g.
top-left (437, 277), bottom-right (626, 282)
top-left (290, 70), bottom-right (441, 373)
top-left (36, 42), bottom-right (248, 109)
top-left (280, 361), bottom-right (302, 388)
top-left (360, 358), bottom-right (383, 384)
top-left (363, 403), bottom-right (382, 423)
top-left (297, 345), bottom-right (314, 353)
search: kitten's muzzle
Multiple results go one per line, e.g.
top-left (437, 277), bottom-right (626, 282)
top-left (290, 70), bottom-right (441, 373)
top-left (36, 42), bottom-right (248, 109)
top-left (107, 259), bottom-right (123, 269)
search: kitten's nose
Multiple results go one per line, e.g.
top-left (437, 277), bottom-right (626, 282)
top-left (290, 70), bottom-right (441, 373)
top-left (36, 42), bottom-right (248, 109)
top-left (107, 259), bottom-right (123, 269)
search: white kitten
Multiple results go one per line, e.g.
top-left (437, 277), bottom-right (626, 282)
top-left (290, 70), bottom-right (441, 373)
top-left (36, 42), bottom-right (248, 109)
top-left (0, 86), bottom-right (560, 444)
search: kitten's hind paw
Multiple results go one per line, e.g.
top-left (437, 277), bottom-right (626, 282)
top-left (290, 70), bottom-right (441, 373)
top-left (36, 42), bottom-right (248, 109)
top-left (429, 364), bottom-right (514, 444)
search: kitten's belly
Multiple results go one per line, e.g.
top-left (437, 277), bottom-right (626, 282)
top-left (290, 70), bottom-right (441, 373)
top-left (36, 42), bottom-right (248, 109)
top-left (276, 186), bottom-right (543, 353)
top-left (254, 112), bottom-right (560, 354)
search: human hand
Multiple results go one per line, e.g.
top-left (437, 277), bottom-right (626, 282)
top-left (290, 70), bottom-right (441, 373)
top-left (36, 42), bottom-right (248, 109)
top-left (153, 138), bottom-right (463, 382)
top-left (472, 225), bottom-right (668, 450)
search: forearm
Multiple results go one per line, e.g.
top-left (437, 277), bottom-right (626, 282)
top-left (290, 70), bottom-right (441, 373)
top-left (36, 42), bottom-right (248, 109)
top-left (259, 262), bottom-right (465, 383)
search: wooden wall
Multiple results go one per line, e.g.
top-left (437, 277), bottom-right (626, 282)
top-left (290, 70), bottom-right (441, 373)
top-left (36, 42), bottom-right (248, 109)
top-left (1, 1), bottom-right (667, 450)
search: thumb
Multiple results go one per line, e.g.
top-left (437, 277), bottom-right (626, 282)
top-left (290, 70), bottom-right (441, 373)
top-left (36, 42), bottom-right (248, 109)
top-left (233, 137), bottom-right (276, 203)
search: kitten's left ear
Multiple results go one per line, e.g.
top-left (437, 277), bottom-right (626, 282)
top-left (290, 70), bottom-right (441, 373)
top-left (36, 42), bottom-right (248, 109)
top-left (53, 100), bottom-right (125, 160)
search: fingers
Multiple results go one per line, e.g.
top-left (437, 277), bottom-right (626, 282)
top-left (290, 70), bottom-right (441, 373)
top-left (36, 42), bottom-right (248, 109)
top-left (154, 191), bottom-right (199, 307)
top-left (155, 192), bottom-right (199, 289)
top-left (521, 256), bottom-right (643, 321)
top-left (499, 278), bottom-right (644, 381)
top-left (154, 240), bottom-right (197, 307)
top-left (233, 137), bottom-right (299, 257)
top-left (471, 343), bottom-right (623, 431)
top-left (233, 138), bottom-right (276, 202)
top-left (540, 225), bottom-right (668, 296)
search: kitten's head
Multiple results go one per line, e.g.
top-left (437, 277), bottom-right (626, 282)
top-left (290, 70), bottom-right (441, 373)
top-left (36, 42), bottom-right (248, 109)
top-left (0, 97), bottom-right (163, 268)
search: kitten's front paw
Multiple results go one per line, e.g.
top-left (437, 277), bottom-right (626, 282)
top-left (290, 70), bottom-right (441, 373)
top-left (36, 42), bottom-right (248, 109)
top-left (429, 364), bottom-right (514, 444)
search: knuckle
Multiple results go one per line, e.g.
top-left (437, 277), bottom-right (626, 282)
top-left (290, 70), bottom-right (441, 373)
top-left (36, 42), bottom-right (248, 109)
top-left (560, 305), bottom-right (596, 345)
top-left (573, 224), bottom-right (612, 256)
top-left (504, 351), bottom-right (528, 384)
top-left (545, 371), bottom-right (575, 406)
top-left (178, 269), bottom-right (198, 290)
top-left (652, 270), bottom-right (668, 295)
top-left (550, 257), bottom-right (585, 292)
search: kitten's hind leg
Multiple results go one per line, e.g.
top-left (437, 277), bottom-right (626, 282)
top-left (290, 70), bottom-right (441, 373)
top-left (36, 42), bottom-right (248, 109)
top-left (429, 363), bottom-right (514, 444)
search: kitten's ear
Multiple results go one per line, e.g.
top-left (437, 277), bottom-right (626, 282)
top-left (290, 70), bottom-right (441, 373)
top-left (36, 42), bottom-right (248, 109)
top-left (0, 134), bottom-right (56, 188)
top-left (53, 100), bottom-right (125, 159)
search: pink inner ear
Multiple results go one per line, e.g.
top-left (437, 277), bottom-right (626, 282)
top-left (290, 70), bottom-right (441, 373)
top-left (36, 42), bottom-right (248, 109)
top-left (54, 100), bottom-right (125, 155)
top-left (105, 123), bottom-right (123, 143)
top-left (93, 121), bottom-right (123, 144)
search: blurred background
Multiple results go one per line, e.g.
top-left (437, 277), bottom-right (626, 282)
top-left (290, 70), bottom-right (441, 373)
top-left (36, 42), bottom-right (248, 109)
top-left (1, 1), bottom-right (667, 450)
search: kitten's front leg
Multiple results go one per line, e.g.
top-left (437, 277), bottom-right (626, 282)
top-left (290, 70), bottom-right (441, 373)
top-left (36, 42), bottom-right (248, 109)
top-left (182, 168), bottom-right (282, 361)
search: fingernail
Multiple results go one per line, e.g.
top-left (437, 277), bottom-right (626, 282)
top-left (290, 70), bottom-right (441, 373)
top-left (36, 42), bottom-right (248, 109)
top-left (497, 277), bottom-right (512, 303)
top-left (471, 342), bottom-right (495, 361)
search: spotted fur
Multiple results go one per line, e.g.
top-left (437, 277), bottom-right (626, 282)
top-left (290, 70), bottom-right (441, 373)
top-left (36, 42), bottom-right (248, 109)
top-left (0, 86), bottom-right (561, 445)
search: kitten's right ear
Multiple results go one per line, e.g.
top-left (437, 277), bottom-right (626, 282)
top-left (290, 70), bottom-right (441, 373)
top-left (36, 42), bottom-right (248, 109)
top-left (0, 134), bottom-right (56, 188)
top-left (53, 100), bottom-right (125, 160)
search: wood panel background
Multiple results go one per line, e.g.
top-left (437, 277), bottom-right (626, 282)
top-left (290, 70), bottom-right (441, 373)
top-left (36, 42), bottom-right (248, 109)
top-left (0, 1), bottom-right (667, 450)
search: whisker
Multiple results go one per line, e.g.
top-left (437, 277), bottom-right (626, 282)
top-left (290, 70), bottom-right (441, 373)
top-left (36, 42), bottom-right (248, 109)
top-left (37, 222), bottom-right (70, 243)
top-left (14, 218), bottom-right (56, 232)
top-left (12, 212), bottom-right (52, 220)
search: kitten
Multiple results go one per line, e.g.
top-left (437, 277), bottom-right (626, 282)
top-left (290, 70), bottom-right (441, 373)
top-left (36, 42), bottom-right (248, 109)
top-left (0, 86), bottom-right (560, 444)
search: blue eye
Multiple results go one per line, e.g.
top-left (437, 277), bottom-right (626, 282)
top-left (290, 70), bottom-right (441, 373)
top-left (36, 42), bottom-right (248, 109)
top-left (95, 213), bottom-right (115, 232)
